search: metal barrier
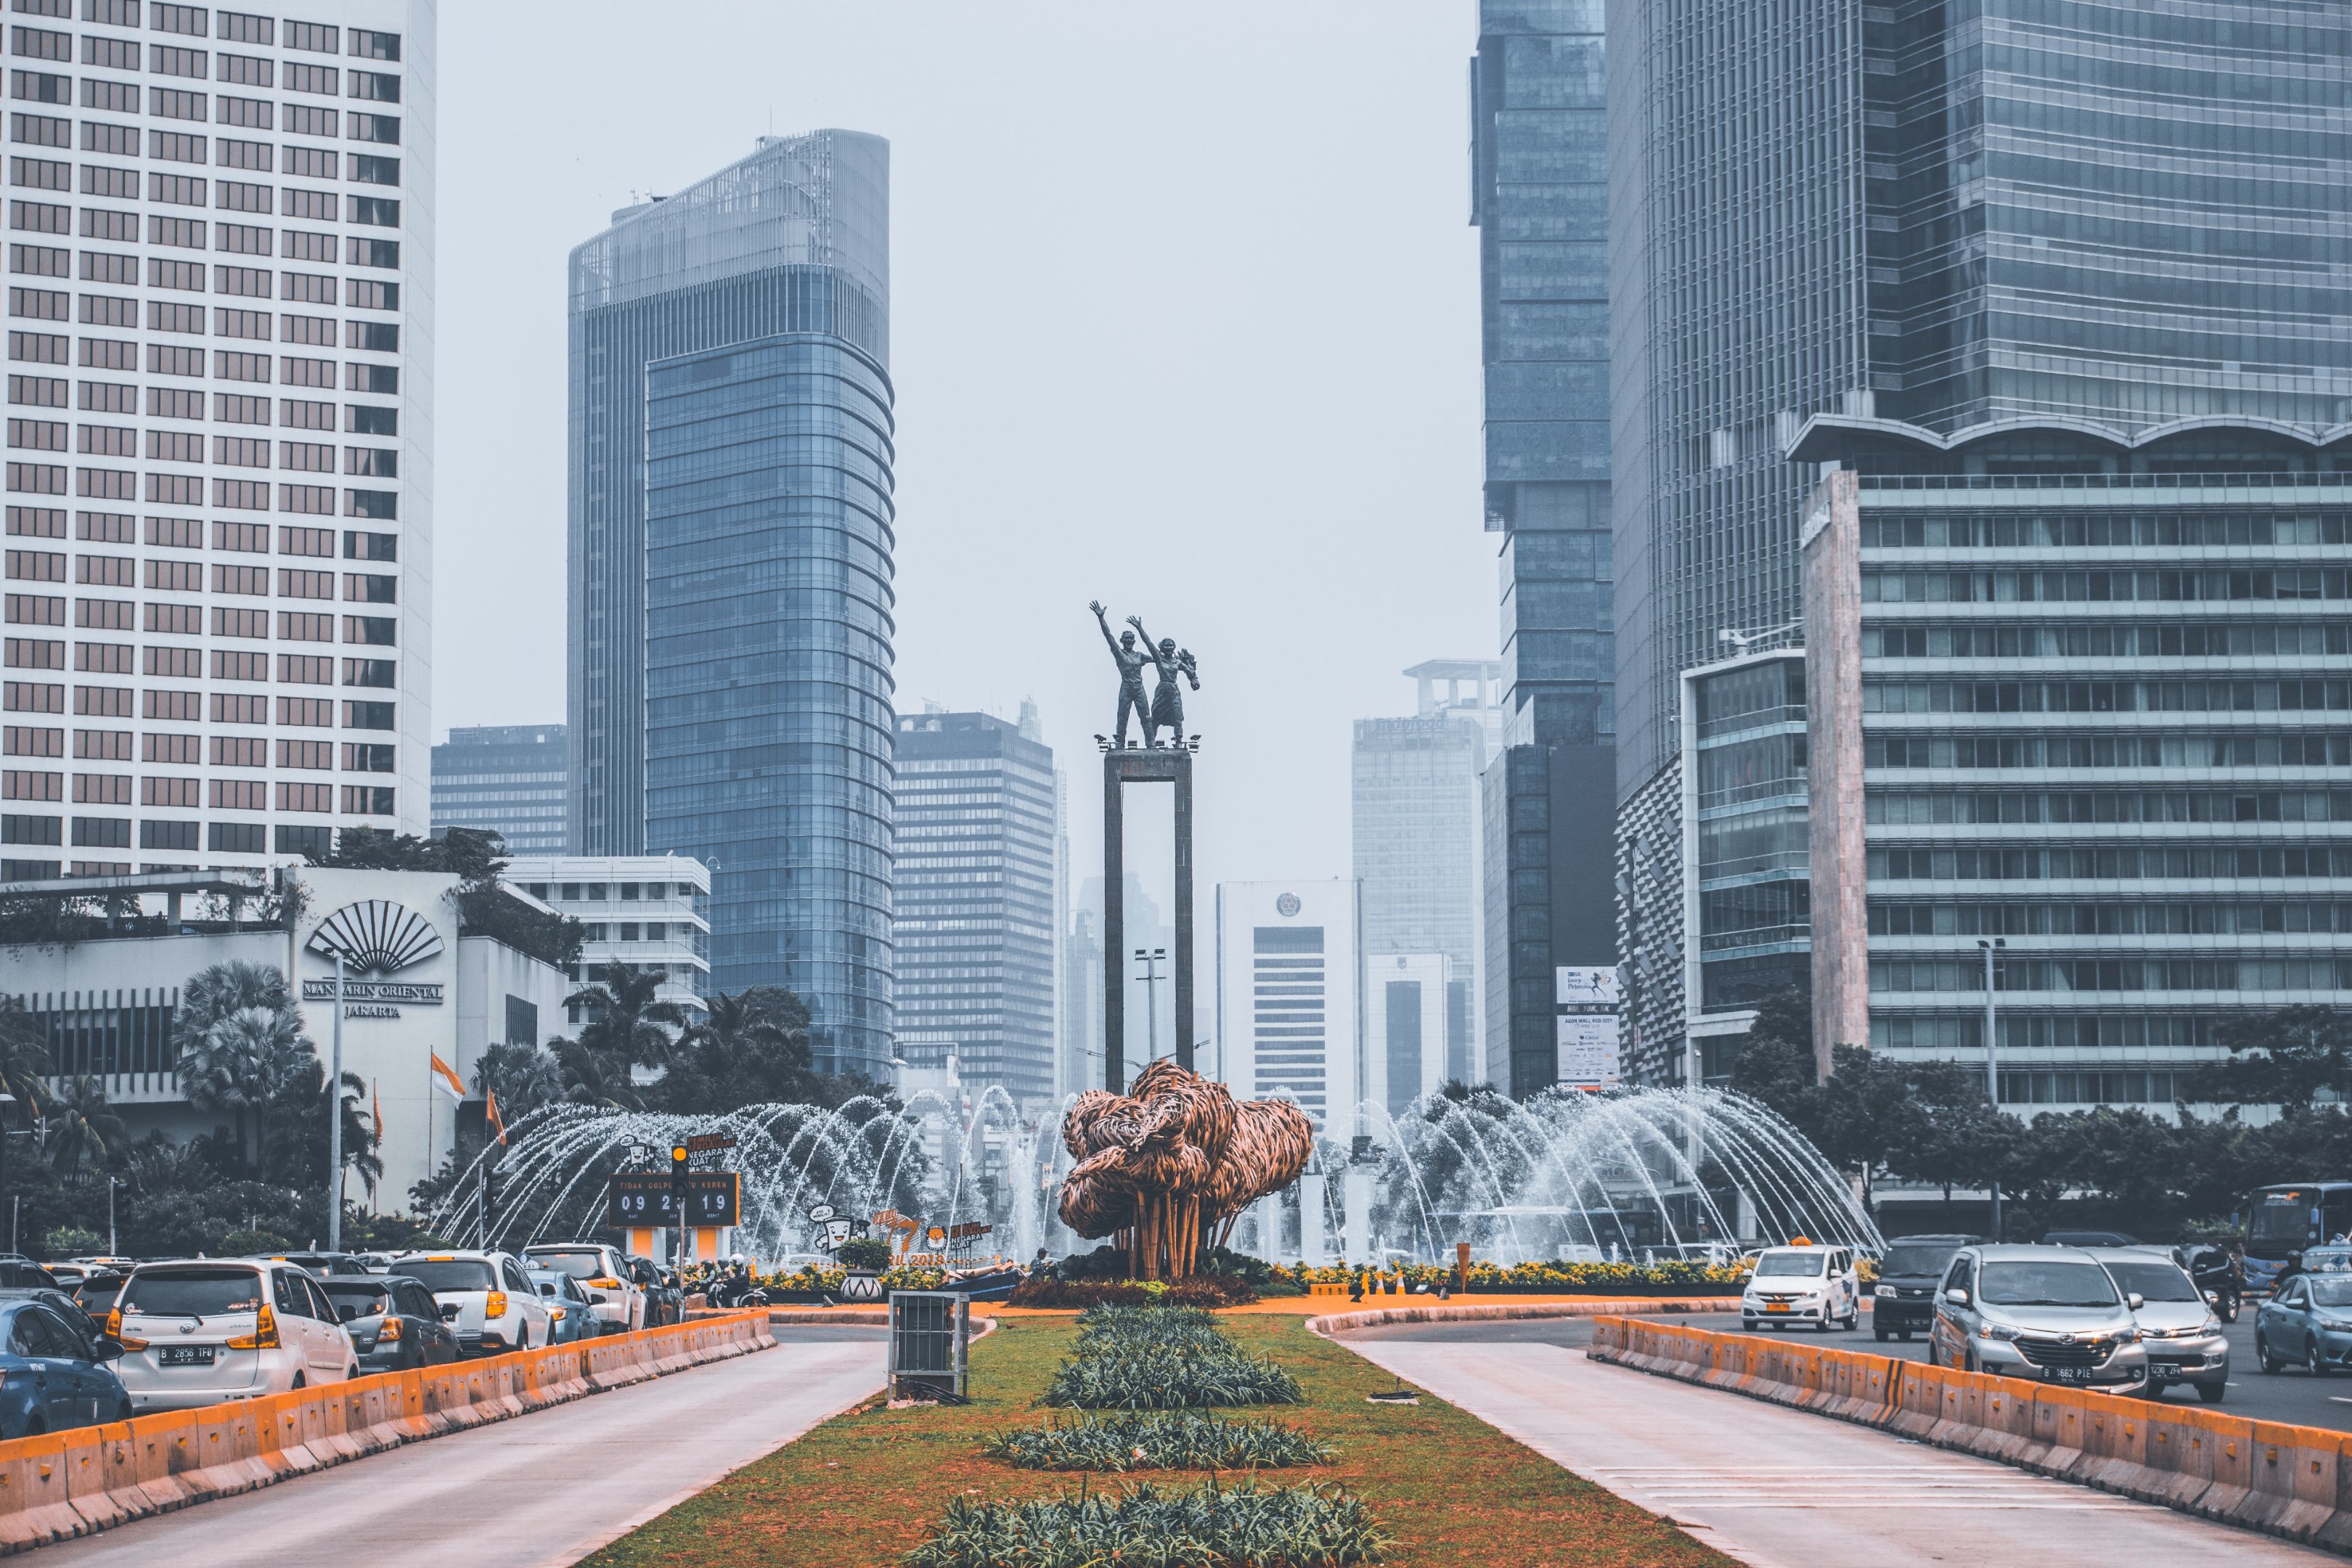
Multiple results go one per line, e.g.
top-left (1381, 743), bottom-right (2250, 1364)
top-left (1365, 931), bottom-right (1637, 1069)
top-left (1587, 1315), bottom-right (2352, 1556)
top-left (0, 1307), bottom-right (774, 1554)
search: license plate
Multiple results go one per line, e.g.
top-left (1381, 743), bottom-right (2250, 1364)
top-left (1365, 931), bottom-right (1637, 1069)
top-left (2149, 1363), bottom-right (2181, 1381)
top-left (158, 1346), bottom-right (213, 1368)
top-left (1765, 1302), bottom-right (1790, 1313)
top-left (2051, 1367), bottom-right (2091, 1384)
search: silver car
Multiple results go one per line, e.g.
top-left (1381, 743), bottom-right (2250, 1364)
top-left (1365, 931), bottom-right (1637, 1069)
top-left (1927, 1244), bottom-right (2149, 1392)
top-left (2101, 1246), bottom-right (2228, 1403)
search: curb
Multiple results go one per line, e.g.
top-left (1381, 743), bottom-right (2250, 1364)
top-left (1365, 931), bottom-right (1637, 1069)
top-left (1303, 1297), bottom-right (1737, 1338)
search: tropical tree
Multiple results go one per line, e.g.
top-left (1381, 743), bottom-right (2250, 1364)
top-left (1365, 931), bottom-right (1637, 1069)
top-left (0, 995), bottom-right (54, 1132)
top-left (653, 986), bottom-right (817, 1113)
top-left (552, 1034), bottom-right (642, 1112)
top-left (179, 960), bottom-right (295, 1039)
top-left (2185, 1006), bottom-right (2352, 1115)
top-left (44, 1077), bottom-right (123, 1174)
top-left (177, 1003), bottom-right (313, 1169)
top-left (568, 961), bottom-right (689, 1070)
top-left (474, 1041), bottom-right (564, 1119)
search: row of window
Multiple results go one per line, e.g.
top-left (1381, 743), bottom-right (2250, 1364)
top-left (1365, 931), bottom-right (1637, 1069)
top-left (1858, 513), bottom-right (2352, 550)
top-left (1865, 677), bottom-right (2352, 716)
top-left (9, 437), bottom-right (393, 478)
top-left (14, 6), bottom-right (396, 61)
top-left (1868, 732), bottom-right (2352, 769)
top-left (13, 287), bottom-right (397, 324)
top-left (10, 105), bottom-right (396, 147)
top-left (1863, 621), bottom-right (2352, 659)
top-left (9, 202), bottom-right (401, 246)
top-left (10, 153), bottom-right (394, 193)
top-left (1862, 567), bottom-right (2352, 604)
top-left (8, 510), bottom-right (389, 552)
top-left (515, 882), bottom-right (698, 903)
top-left (4, 727), bottom-right (385, 762)
top-left (2, 815), bottom-right (367, 865)
top-left (8, 64), bottom-right (399, 107)
top-left (5, 465), bottom-right (393, 514)
top-left (1870, 899), bottom-right (2352, 938)
top-left (4, 788), bottom-right (391, 844)
top-left (9, 244), bottom-right (396, 286)
top-left (4, 636), bottom-right (391, 680)
top-left (1873, 956), bottom-right (2352, 995)
top-left (5, 552), bottom-right (386, 592)
top-left (1872, 1010), bottom-right (2223, 1053)
top-left (1867, 788), bottom-right (2352, 826)
top-left (1871, 843), bottom-right (2352, 882)
top-left (1, 682), bottom-right (387, 725)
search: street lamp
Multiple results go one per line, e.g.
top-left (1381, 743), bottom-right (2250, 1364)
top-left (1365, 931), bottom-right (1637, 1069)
top-left (1980, 937), bottom-right (2007, 1243)
top-left (1133, 947), bottom-right (1167, 1061)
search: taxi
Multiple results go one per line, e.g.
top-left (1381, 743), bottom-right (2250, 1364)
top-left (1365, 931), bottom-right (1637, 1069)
top-left (1740, 1238), bottom-right (1863, 1332)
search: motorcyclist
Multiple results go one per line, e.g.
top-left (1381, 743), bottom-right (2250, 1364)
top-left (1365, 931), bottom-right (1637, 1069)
top-left (2189, 1242), bottom-right (2241, 1320)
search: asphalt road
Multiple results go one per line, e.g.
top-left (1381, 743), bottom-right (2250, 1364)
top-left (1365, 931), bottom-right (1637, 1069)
top-left (1339, 1334), bottom-right (2332, 1568)
top-left (1349, 1309), bottom-right (2352, 1432)
top-left (36, 1326), bottom-right (888, 1568)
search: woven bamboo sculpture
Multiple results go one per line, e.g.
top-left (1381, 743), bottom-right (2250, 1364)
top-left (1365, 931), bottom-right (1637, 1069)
top-left (1058, 1058), bottom-right (1315, 1280)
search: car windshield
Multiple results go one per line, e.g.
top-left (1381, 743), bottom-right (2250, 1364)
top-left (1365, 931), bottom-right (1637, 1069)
top-left (322, 1282), bottom-right (393, 1317)
top-left (1754, 1250), bottom-right (1829, 1278)
top-left (2253, 1195), bottom-right (2314, 1243)
top-left (75, 1278), bottom-right (123, 1312)
top-left (119, 1268), bottom-right (263, 1317)
top-left (1881, 1242), bottom-right (1961, 1277)
top-left (528, 1272), bottom-right (572, 1296)
top-left (526, 1250), bottom-right (605, 1281)
top-left (2104, 1262), bottom-right (2200, 1303)
top-left (2305, 1249), bottom-right (2352, 1275)
top-left (2309, 1279), bottom-right (2352, 1308)
top-left (1978, 1261), bottom-right (2120, 1308)
top-left (391, 1259), bottom-right (497, 1294)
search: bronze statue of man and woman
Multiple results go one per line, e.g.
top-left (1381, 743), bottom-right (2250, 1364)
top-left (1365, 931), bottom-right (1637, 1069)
top-left (1092, 600), bottom-right (1199, 748)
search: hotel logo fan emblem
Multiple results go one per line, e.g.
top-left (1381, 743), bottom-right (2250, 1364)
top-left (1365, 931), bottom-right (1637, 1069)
top-left (306, 900), bottom-right (446, 973)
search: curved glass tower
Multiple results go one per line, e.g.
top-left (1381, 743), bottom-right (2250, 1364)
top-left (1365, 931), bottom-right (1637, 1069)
top-left (567, 131), bottom-right (896, 1075)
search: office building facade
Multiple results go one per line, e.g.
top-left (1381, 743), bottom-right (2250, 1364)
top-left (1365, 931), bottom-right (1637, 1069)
top-left (0, 0), bottom-right (433, 880)
top-left (890, 709), bottom-right (1056, 1106)
top-left (568, 131), bottom-right (894, 1076)
top-left (429, 722), bottom-right (563, 854)
top-left (1214, 878), bottom-right (1361, 1137)
top-left (505, 853), bottom-right (709, 1019)
top-left (1609, 0), bottom-right (2352, 1080)
top-left (1365, 950), bottom-right (1445, 1118)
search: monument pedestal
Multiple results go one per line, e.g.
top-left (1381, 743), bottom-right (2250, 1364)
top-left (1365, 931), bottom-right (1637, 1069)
top-left (1102, 745), bottom-right (1194, 1089)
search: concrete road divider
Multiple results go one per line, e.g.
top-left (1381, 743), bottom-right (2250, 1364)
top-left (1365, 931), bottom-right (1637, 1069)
top-left (1589, 1315), bottom-right (2352, 1556)
top-left (0, 1308), bottom-right (774, 1555)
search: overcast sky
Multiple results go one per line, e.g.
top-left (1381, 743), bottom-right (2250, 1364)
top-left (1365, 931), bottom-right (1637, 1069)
top-left (433, 1), bottom-right (1492, 925)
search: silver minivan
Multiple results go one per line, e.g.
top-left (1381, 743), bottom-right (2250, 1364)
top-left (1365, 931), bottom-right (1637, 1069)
top-left (1927, 1244), bottom-right (2149, 1392)
top-left (112, 1259), bottom-right (357, 1412)
top-left (2100, 1246), bottom-right (2228, 1403)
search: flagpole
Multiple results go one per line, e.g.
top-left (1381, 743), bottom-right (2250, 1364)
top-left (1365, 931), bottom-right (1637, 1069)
top-left (327, 950), bottom-right (345, 1253)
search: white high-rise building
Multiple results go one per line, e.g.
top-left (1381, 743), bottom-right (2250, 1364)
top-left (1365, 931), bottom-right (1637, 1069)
top-left (0, 0), bottom-right (433, 878)
top-left (1213, 878), bottom-right (1361, 1138)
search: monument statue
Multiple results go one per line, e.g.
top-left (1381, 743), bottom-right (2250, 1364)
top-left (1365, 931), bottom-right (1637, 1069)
top-left (1059, 1058), bottom-right (1314, 1281)
top-left (1090, 600), bottom-right (1152, 748)
top-left (1127, 613), bottom-right (1199, 748)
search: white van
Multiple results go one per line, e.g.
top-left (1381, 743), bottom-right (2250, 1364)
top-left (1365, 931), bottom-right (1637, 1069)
top-left (112, 1259), bottom-right (357, 1411)
top-left (1740, 1243), bottom-right (1863, 1332)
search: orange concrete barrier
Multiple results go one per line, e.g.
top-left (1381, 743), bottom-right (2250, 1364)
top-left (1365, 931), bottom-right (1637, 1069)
top-left (1584, 1315), bottom-right (2352, 1555)
top-left (0, 1307), bottom-right (773, 1555)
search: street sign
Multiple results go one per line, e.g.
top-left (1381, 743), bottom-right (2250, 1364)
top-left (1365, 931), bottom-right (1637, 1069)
top-left (606, 1172), bottom-right (740, 1228)
top-left (687, 1133), bottom-right (738, 1154)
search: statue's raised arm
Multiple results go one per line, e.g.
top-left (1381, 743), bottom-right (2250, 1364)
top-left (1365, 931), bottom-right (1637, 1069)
top-left (1093, 600), bottom-right (1150, 747)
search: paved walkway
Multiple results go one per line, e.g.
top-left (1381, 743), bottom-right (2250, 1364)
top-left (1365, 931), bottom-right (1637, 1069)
top-left (36, 1329), bottom-right (886, 1568)
top-left (1340, 1336), bottom-right (2332, 1567)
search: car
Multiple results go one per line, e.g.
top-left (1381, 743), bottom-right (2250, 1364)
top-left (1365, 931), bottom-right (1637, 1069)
top-left (1927, 1244), bottom-right (2149, 1392)
top-left (1871, 1234), bottom-right (1982, 1342)
top-left (0, 1298), bottom-right (130, 1434)
top-left (629, 1256), bottom-right (682, 1327)
top-left (2254, 1272), bottom-right (2352, 1376)
top-left (109, 1258), bottom-right (359, 1412)
top-left (2039, 1230), bottom-right (2140, 1249)
top-left (522, 1242), bottom-right (645, 1333)
top-left (1739, 1244), bottom-right (1863, 1331)
top-left (317, 1274), bottom-right (459, 1373)
top-left (0, 1260), bottom-right (60, 1292)
top-left (256, 1251), bottom-right (377, 1278)
top-left (67, 1271), bottom-right (127, 1336)
top-left (385, 1251), bottom-right (552, 1357)
top-left (2099, 1246), bottom-right (2229, 1402)
top-left (526, 1270), bottom-right (599, 1344)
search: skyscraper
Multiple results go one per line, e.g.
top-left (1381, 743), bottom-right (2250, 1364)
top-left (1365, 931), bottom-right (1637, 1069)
top-left (1470, 0), bottom-right (1617, 1098)
top-left (0, 1), bottom-right (433, 878)
top-left (890, 709), bottom-right (1057, 1106)
top-left (567, 131), bottom-right (894, 1074)
top-left (1609, 1), bottom-right (2352, 1079)
top-left (1214, 879), bottom-right (1362, 1136)
top-left (430, 723), bottom-right (564, 854)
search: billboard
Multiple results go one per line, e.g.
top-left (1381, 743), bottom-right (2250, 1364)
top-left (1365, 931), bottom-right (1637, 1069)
top-left (1556, 1013), bottom-right (1621, 1089)
top-left (1556, 965), bottom-right (1622, 1008)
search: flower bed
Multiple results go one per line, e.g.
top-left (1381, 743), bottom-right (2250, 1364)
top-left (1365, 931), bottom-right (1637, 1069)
top-left (1045, 1305), bottom-right (1306, 1410)
top-left (1279, 1259), bottom-right (1749, 1295)
top-left (1008, 1273), bottom-right (1257, 1310)
top-left (903, 1480), bottom-right (1384, 1568)
top-left (982, 1410), bottom-right (1331, 1472)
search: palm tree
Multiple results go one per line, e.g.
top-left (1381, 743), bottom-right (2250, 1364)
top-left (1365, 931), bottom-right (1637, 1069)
top-left (0, 996), bottom-right (54, 1129)
top-left (45, 1077), bottom-right (123, 1173)
top-left (661, 987), bottom-right (816, 1110)
top-left (474, 1041), bottom-right (563, 1118)
top-left (179, 960), bottom-right (293, 1037)
top-left (552, 1034), bottom-right (642, 1112)
top-left (177, 1004), bottom-right (313, 1169)
top-left (566, 960), bottom-right (688, 1070)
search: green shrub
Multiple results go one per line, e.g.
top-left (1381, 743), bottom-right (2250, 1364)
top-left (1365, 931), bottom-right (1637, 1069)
top-left (40, 1226), bottom-right (101, 1259)
top-left (902, 1480), bottom-right (1384, 1568)
top-left (984, 1410), bottom-right (1332, 1472)
top-left (1009, 1274), bottom-right (1256, 1310)
top-left (1046, 1306), bottom-right (1304, 1410)
top-left (836, 1236), bottom-right (894, 1271)
top-left (219, 1227), bottom-right (291, 1256)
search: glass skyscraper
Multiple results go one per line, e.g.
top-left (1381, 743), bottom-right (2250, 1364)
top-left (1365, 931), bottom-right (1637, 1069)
top-left (430, 724), bottom-right (565, 854)
top-left (568, 131), bottom-right (895, 1076)
top-left (1610, 0), bottom-right (2351, 1080)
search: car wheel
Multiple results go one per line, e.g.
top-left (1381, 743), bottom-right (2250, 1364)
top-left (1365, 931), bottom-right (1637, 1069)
top-left (1898, 1330), bottom-right (1914, 1342)
top-left (289, 1373), bottom-right (305, 1391)
top-left (1874, 1321), bottom-right (1890, 1342)
top-left (2308, 1339), bottom-right (2327, 1379)
top-left (2258, 1331), bottom-right (2282, 1374)
top-left (346, 1365), bottom-right (359, 1381)
top-left (113, 1402), bottom-right (131, 1423)
top-left (2194, 1379), bottom-right (2227, 1404)
top-left (1962, 1347), bottom-right (1978, 1376)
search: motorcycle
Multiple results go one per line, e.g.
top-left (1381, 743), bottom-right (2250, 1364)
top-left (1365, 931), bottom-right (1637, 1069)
top-left (706, 1264), bottom-right (776, 1310)
top-left (2200, 1284), bottom-right (2240, 1323)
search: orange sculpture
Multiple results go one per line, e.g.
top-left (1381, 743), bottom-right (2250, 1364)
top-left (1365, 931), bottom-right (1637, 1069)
top-left (1058, 1058), bottom-right (1315, 1280)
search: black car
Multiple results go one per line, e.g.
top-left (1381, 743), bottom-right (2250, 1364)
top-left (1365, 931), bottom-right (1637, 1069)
top-left (1873, 1234), bottom-right (1983, 1341)
top-left (0, 1260), bottom-right (60, 1292)
top-left (258, 1251), bottom-right (379, 1278)
top-left (319, 1274), bottom-right (460, 1372)
top-left (2040, 1230), bottom-right (2140, 1249)
top-left (629, 1256), bottom-right (682, 1328)
top-left (65, 1273), bottom-right (126, 1336)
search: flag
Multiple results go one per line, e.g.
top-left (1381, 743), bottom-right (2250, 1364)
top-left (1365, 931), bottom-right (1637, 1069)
top-left (485, 1087), bottom-right (506, 1146)
top-left (371, 1079), bottom-right (383, 1143)
top-left (428, 1053), bottom-right (465, 1100)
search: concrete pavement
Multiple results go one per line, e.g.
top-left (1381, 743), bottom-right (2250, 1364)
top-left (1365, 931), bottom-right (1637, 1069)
top-left (34, 1328), bottom-right (886, 1568)
top-left (1339, 1335), bottom-right (2333, 1567)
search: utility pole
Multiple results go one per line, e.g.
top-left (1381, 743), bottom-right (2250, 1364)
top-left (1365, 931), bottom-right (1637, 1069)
top-left (106, 1177), bottom-right (116, 1256)
top-left (1134, 947), bottom-right (1167, 1062)
top-left (1980, 937), bottom-right (2006, 1243)
top-left (327, 950), bottom-right (346, 1253)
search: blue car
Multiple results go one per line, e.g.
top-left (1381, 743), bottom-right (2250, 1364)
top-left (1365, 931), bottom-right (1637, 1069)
top-left (527, 1269), bottom-right (600, 1344)
top-left (2257, 1272), bottom-right (2352, 1375)
top-left (0, 1297), bottom-right (130, 1435)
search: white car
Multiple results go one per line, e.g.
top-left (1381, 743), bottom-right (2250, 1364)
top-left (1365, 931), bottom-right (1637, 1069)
top-left (522, 1242), bottom-right (644, 1333)
top-left (389, 1251), bottom-right (552, 1357)
top-left (110, 1259), bottom-right (357, 1411)
top-left (1741, 1244), bottom-right (1863, 1332)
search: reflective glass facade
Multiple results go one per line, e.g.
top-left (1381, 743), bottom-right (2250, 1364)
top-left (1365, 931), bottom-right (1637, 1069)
top-left (642, 333), bottom-right (896, 1076)
top-left (1688, 654), bottom-right (1810, 1029)
top-left (430, 724), bottom-right (566, 855)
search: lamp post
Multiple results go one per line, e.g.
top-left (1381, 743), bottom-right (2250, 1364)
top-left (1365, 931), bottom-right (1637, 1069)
top-left (1980, 937), bottom-right (2006, 1243)
top-left (106, 1176), bottom-right (117, 1256)
top-left (327, 950), bottom-right (345, 1254)
top-left (1134, 947), bottom-right (1167, 1063)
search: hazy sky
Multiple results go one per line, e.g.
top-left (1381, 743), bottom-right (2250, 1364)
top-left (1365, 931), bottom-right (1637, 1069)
top-left (434, 2), bottom-right (1492, 917)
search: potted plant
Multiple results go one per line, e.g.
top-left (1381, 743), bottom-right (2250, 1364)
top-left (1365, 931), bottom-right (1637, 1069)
top-left (836, 1236), bottom-right (892, 1302)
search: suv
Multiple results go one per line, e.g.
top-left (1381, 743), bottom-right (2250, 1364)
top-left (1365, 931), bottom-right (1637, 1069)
top-left (388, 1251), bottom-right (552, 1357)
top-left (1927, 1244), bottom-right (2148, 1391)
top-left (1872, 1234), bottom-right (1983, 1342)
top-left (522, 1242), bottom-right (645, 1333)
top-left (110, 1259), bottom-right (356, 1411)
top-left (2099, 1246), bottom-right (2227, 1402)
top-left (1740, 1244), bottom-right (1862, 1331)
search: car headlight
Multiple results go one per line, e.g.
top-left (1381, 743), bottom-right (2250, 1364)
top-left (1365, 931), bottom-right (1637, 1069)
top-left (2198, 1317), bottom-right (2222, 1336)
top-left (2114, 1328), bottom-right (2141, 1344)
top-left (1874, 1284), bottom-right (1895, 1298)
top-left (1978, 1323), bottom-right (2020, 1342)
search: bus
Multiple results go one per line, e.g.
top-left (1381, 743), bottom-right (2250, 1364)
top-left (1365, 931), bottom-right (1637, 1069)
top-left (2245, 1183), bottom-right (2352, 1289)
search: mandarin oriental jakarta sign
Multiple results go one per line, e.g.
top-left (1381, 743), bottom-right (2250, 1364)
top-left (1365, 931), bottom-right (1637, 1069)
top-left (301, 899), bottom-right (448, 1010)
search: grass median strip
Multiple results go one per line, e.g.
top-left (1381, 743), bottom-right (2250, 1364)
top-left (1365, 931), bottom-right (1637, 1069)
top-left (581, 1313), bottom-right (1738, 1568)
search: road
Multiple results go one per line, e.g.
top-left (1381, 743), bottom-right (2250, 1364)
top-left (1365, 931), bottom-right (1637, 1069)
top-left (36, 1326), bottom-right (886, 1568)
top-left (1351, 1309), bottom-right (2352, 1432)
top-left (1336, 1328), bottom-right (2333, 1568)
